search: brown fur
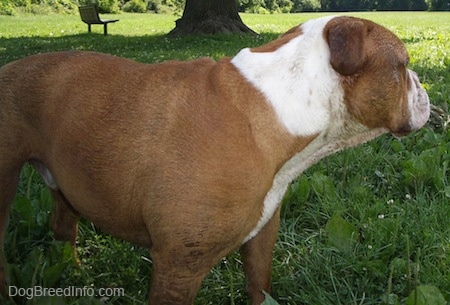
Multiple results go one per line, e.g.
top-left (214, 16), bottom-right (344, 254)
top-left (0, 51), bottom-right (314, 304)
top-left (251, 26), bottom-right (303, 53)
top-left (324, 16), bottom-right (412, 134)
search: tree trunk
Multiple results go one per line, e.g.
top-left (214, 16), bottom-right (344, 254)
top-left (168, 0), bottom-right (257, 36)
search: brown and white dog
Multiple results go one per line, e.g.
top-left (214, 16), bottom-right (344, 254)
top-left (0, 16), bottom-right (430, 304)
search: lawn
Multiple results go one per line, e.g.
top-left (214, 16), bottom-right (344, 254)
top-left (0, 11), bottom-right (449, 305)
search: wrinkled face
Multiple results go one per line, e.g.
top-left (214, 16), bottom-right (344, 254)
top-left (324, 16), bottom-right (430, 136)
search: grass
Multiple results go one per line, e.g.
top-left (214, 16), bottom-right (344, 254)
top-left (1, 11), bottom-right (449, 305)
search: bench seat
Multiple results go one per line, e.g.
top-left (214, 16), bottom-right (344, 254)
top-left (78, 5), bottom-right (119, 36)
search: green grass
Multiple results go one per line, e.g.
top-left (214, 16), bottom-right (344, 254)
top-left (1, 11), bottom-right (449, 305)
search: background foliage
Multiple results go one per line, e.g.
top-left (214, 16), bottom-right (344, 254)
top-left (0, 0), bottom-right (449, 15)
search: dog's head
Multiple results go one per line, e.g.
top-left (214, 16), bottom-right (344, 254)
top-left (324, 16), bottom-right (430, 137)
top-left (232, 16), bottom-right (430, 139)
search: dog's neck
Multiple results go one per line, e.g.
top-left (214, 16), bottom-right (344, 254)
top-left (231, 16), bottom-right (340, 137)
top-left (228, 16), bottom-right (392, 242)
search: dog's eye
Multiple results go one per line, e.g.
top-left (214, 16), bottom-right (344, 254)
top-left (398, 58), bottom-right (409, 69)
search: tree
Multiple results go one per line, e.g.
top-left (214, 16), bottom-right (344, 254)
top-left (425, 0), bottom-right (449, 10)
top-left (169, 0), bottom-right (257, 36)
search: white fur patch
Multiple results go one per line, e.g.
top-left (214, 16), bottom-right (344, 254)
top-left (243, 125), bottom-right (387, 243)
top-left (231, 15), bottom-right (338, 137)
top-left (407, 70), bottom-right (430, 130)
top-left (234, 16), bottom-right (390, 243)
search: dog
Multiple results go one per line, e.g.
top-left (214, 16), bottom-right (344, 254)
top-left (0, 15), bottom-right (430, 304)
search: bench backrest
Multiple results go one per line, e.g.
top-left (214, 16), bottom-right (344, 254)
top-left (78, 5), bottom-right (101, 24)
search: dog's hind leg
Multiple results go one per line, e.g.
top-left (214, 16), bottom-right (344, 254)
top-left (29, 160), bottom-right (80, 249)
top-left (50, 190), bottom-right (80, 248)
top-left (48, 190), bottom-right (80, 265)
top-left (0, 163), bottom-right (23, 298)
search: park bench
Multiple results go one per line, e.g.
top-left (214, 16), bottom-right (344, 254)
top-left (78, 5), bottom-right (119, 36)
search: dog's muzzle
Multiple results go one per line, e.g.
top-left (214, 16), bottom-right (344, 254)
top-left (408, 69), bottom-right (430, 131)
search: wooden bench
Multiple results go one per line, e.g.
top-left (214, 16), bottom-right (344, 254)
top-left (78, 5), bottom-right (119, 36)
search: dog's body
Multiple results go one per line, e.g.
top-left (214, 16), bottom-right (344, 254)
top-left (0, 16), bottom-right (429, 304)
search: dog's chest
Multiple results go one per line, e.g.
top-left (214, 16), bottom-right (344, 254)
top-left (243, 136), bottom-right (324, 243)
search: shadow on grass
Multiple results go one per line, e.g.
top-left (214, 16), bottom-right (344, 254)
top-left (1, 31), bottom-right (447, 111)
top-left (0, 32), bottom-right (278, 66)
top-left (1, 31), bottom-right (447, 121)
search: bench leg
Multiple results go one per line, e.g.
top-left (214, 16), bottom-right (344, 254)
top-left (88, 24), bottom-right (91, 33)
top-left (103, 24), bottom-right (108, 36)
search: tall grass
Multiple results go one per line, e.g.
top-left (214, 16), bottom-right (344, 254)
top-left (0, 12), bottom-right (449, 305)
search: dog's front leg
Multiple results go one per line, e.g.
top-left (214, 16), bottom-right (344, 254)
top-left (148, 250), bottom-right (213, 305)
top-left (241, 207), bottom-right (281, 305)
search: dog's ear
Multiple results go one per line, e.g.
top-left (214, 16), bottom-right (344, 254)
top-left (325, 17), bottom-right (371, 76)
